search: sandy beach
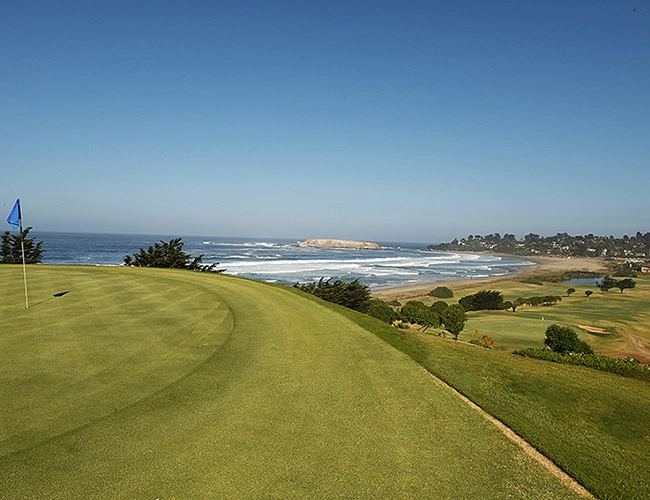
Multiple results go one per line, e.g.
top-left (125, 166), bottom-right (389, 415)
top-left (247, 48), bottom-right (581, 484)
top-left (372, 255), bottom-right (608, 302)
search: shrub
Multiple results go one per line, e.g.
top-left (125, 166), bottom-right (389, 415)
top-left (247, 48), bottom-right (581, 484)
top-left (430, 301), bottom-right (449, 315)
top-left (544, 324), bottom-right (593, 354)
top-left (124, 238), bottom-right (218, 271)
top-left (469, 332), bottom-right (495, 349)
top-left (367, 299), bottom-right (399, 324)
top-left (428, 286), bottom-right (453, 298)
top-left (519, 277), bottom-right (544, 285)
top-left (513, 349), bottom-right (650, 381)
top-left (294, 278), bottom-right (371, 313)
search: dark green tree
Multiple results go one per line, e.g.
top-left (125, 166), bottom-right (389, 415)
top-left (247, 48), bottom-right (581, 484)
top-left (597, 275), bottom-right (618, 292)
top-left (124, 238), bottom-right (218, 271)
top-left (443, 304), bottom-right (466, 340)
top-left (1, 227), bottom-right (44, 264)
top-left (544, 324), bottom-right (593, 354)
top-left (458, 290), bottom-right (504, 311)
top-left (585, 290), bottom-right (593, 298)
top-left (615, 278), bottom-right (636, 294)
top-left (400, 300), bottom-right (441, 332)
top-left (566, 287), bottom-right (576, 296)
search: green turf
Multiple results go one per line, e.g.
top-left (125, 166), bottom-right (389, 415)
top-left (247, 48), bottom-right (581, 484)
top-left (343, 309), bottom-right (650, 500)
top-left (0, 266), bottom-right (582, 498)
top-left (422, 276), bottom-right (650, 358)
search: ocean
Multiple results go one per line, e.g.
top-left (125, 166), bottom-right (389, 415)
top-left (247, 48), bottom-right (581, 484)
top-left (33, 232), bottom-right (535, 290)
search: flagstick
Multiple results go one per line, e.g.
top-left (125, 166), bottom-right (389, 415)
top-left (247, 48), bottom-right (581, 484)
top-left (19, 220), bottom-right (29, 309)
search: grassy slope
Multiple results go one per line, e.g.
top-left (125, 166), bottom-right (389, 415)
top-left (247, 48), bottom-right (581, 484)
top-left (417, 275), bottom-right (650, 359)
top-left (0, 266), bottom-right (581, 499)
top-left (343, 309), bottom-right (650, 500)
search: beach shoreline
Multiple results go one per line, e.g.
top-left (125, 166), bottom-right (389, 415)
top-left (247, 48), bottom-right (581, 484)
top-left (372, 254), bottom-right (608, 302)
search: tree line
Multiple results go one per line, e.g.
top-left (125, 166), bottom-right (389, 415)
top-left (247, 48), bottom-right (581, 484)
top-left (428, 231), bottom-right (650, 259)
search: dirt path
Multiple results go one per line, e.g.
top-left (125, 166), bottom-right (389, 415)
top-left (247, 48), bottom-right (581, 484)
top-left (421, 367), bottom-right (595, 499)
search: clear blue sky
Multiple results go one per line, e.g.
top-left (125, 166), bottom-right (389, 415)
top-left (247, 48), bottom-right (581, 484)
top-left (2, 1), bottom-right (648, 243)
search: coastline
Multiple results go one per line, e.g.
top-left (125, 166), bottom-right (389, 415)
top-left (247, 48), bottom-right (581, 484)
top-left (372, 254), bottom-right (608, 302)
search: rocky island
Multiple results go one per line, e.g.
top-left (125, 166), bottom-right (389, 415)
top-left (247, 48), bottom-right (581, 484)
top-left (297, 239), bottom-right (382, 249)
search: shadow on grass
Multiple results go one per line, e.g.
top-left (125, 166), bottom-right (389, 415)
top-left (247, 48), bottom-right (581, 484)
top-left (31, 291), bottom-right (70, 307)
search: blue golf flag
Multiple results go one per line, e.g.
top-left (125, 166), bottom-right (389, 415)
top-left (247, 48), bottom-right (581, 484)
top-left (7, 199), bottom-right (21, 230)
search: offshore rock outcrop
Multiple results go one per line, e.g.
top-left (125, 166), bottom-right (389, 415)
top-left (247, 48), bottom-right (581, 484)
top-left (297, 239), bottom-right (382, 249)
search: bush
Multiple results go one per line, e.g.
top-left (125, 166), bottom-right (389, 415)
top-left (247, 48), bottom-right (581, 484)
top-left (366, 299), bottom-right (399, 324)
top-left (520, 295), bottom-right (563, 307)
top-left (428, 286), bottom-right (453, 298)
top-left (519, 277), bottom-right (544, 285)
top-left (513, 348), bottom-right (650, 381)
top-left (430, 300), bottom-right (449, 315)
top-left (544, 324), bottom-right (593, 354)
top-left (124, 238), bottom-right (218, 271)
top-left (294, 278), bottom-right (371, 313)
top-left (469, 332), bottom-right (495, 349)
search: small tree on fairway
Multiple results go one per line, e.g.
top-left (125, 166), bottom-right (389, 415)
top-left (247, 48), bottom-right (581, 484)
top-left (544, 324), bottom-right (593, 354)
top-left (1, 227), bottom-right (44, 264)
top-left (443, 304), bottom-right (466, 340)
top-left (597, 275), bottom-right (618, 292)
top-left (566, 287), bottom-right (576, 297)
top-left (615, 278), bottom-right (636, 294)
top-left (585, 290), bottom-right (593, 298)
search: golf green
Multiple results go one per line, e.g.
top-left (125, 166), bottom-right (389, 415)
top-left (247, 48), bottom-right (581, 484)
top-left (0, 266), bottom-right (584, 498)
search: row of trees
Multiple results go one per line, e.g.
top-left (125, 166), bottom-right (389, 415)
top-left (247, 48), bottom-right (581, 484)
top-left (428, 231), bottom-right (650, 258)
top-left (368, 299), bottom-right (467, 339)
top-left (597, 276), bottom-right (636, 293)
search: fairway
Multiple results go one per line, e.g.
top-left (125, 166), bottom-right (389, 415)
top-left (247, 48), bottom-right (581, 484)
top-left (0, 266), bottom-right (584, 498)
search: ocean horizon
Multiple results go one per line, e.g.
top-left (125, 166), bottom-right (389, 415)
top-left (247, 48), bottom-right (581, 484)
top-left (32, 231), bottom-right (535, 290)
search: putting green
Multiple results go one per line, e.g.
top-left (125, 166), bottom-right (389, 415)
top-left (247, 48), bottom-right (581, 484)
top-left (0, 266), bottom-right (585, 498)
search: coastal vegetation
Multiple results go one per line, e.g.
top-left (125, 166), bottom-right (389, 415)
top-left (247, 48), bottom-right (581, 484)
top-left (124, 237), bottom-right (220, 271)
top-left (293, 277), bottom-right (372, 312)
top-left (1, 227), bottom-right (43, 264)
top-left (428, 285), bottom-right (454, 298)
top-left (429, 231), bottom-right (650, 258)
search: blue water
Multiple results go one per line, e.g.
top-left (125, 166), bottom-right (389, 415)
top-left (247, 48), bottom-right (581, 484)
top-left (33, 232), bottom-right (535, 290)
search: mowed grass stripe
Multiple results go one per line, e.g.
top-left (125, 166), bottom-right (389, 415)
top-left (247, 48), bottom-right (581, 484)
top-left (0, 266), bottom-right (234, 458)
top-left (1, 268), bottom-right (583, 498)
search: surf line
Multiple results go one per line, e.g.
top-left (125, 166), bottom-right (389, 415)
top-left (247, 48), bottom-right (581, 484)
top-left (418, 366), bottom-right (595, 498)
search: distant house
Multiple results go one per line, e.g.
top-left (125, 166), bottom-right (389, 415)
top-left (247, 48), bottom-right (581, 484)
top-left (641, 264), bottom-right (650, 273)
